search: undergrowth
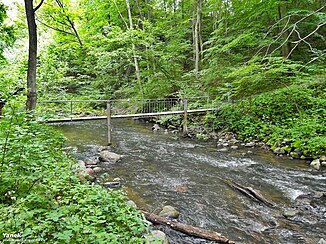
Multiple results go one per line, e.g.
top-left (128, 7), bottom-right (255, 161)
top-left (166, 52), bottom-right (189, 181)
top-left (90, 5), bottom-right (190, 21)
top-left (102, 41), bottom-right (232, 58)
top-left (0, 111), bottom-right (147, 243)
top-left (210, 79), bottom-right (326, 158)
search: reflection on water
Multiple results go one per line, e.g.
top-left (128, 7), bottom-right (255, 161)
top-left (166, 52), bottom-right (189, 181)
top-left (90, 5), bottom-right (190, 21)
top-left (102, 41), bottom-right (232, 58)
top-left (55, 119), bottom-right (326, 244)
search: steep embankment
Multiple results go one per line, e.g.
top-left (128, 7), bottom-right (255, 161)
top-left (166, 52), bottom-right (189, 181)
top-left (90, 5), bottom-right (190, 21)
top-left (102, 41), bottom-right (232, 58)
top-left (212, 78), bottom-right (326, 160)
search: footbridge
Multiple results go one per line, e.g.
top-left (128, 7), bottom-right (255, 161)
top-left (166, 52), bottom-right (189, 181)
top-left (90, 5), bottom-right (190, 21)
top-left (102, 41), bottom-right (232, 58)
top-left (39, 97), bottom-right (221, 144)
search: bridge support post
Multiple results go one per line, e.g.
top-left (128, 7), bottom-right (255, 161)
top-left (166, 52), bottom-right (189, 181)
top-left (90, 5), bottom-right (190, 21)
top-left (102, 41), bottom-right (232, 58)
top-left (107, 100), bottom-right (112, 145)
top-left (70, 101), bottom-right (73, 121)
top-left (183, 99), bottom-right (188, 135)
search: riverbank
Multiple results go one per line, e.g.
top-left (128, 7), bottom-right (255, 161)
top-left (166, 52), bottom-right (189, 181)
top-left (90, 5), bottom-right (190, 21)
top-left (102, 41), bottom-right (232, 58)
top-left (154, 81), bottom-right (326, 169)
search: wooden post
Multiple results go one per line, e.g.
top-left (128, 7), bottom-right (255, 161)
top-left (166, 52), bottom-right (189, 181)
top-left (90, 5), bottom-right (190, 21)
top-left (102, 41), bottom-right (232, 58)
top-left (70, 101), bottom-right (73, 121)
top-left (183, 98), bottom-right (188, 134)
top-left (107, 100), bottom-right (112, 145)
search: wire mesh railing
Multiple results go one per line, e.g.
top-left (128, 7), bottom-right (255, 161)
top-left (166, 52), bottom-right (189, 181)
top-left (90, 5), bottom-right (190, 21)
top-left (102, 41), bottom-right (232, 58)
top-left (37, 96), bottom-right (214, 119)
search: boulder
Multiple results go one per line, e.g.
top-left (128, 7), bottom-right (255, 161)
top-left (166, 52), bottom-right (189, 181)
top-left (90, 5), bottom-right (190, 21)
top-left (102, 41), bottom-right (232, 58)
top-left (152, 124), bottom-right (160, 131)
top-left (273, 147), bottom-right (285, 155)
top-left (283, 209), bottom-right (299, 218)
top-left (217, 148), bottom-right (228, 152)
top-left (126, 200), bottom-right (137, 209)
top-left (317, 238), bottom-right (326, 244)
top-left (290, 151), bottom-right (300, 158)
top-left (245, 142), bottom-right (255, 147)
top-left (230, 145), bottom-right (239, 150)
top-left (310, 159), bottom-right (320, 170)
top-left (229, 138), bottom-right (239, 144)
top-left (99, 151), bottom-right (122, 163)
top-left (158, 205), bottom-right (180, 219)
top-left (103, 181), bottom-right (121, 188)
top-left (145, 230), bottom-right (169, 244)
top-left (85, 160), bottom-right (97, 165)
top-left (93, 167), bottom-right (102, 173)
top-left (85, 168), bottom-right (95, 176)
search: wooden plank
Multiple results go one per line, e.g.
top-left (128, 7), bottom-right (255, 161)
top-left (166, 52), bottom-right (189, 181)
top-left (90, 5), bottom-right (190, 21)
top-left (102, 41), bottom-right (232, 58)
top-left (46, 108), bottom-right (217, 123)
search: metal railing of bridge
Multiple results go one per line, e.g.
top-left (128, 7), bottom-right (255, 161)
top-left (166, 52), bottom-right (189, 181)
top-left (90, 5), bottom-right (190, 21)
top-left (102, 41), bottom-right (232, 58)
top-left (38, 97), bottom-right (213, 118)
top-left (38, 97), bottom-right (217, 145)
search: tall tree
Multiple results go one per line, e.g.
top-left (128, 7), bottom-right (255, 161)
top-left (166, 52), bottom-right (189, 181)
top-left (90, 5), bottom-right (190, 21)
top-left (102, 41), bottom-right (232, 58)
top-left (125, 0), bottom-right (144, 98)
top-left (194, 0), bottom-right (202, 81)
top-left (24, 0), bottom-right (44, 110)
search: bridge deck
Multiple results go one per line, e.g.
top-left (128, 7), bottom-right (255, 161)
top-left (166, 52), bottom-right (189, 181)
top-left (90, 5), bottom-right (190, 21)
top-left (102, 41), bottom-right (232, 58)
top-left (46, 108), bottom-right (215, 123)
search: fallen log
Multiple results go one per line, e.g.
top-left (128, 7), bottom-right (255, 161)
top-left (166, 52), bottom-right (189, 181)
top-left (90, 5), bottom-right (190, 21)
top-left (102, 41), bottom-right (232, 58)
top-left (221, 178), bottom-right (274, 207)
top-left (141, 210), bottom-right (234, 243)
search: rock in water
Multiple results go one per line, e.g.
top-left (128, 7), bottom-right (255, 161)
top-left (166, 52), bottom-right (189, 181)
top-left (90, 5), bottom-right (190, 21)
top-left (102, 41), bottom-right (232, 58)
top-left (126, 200), bottom-right (137, 209)
top-left (273, 147), bottom-right (285, 155)
top-left (245, 142), bottom-right (255, 147)
top-left (159, 205), bottom-right (180, 219)
top-left (99, 151), bottom-right (122, 163)
top-left (317, 238), bottom-right (326, 244)
top-left (152, 124), bottom-right (161, 131)
top-left (283, 209), bottom-right (299, 218)
top-left (145, 230), bottom-right (169, 244)
top-left (103, 181), bottom-right (121, 188)
top-left (93, 167), bottom-right (102, 173)
top-left (310, 159), bottom-right (320, 170)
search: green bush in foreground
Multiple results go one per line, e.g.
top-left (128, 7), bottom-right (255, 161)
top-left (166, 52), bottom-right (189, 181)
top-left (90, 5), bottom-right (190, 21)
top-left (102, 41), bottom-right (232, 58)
top-left (211, 80), bottom-right (326, 158)
top-left (0, 112), bottom-right (147, 243)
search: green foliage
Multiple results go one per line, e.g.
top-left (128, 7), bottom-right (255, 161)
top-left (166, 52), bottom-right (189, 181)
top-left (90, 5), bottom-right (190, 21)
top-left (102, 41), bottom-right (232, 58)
top-left (212, 78), bottom-right (326, 157)
top-left (0, 112), bottom-right (147, 243)
top-left (0, 3), bottom-right (15, 61)
top-left (228, 57), bottom-right (302, 99)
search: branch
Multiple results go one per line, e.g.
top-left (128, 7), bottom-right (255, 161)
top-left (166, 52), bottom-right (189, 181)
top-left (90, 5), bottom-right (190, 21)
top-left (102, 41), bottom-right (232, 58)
top-left (36, 17), bottom-right (75, 36)
top-left (113, 0), bottom-right (129, 29)
top-left (34, 0), bottom-right (45, 12)
top-left (299, 55), bottom-right (324, 71)
top-left (49, 13), bottom-right (72, 28)
top-left (258, 5), bottom-right (326, 58)
top-left (55, 0), bottom-right (83, 47)
top-left (292, 22), bottom-right (325, 45)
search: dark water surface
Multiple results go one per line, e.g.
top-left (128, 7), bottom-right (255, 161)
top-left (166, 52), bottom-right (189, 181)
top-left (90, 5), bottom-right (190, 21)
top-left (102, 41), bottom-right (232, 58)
top-left (55, 119), bottom-right (326, 244)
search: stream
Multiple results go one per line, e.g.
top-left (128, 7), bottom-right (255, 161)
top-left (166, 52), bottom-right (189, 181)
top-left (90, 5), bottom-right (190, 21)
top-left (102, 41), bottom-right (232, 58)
top-left (55, 119), bottom-right (326, 244)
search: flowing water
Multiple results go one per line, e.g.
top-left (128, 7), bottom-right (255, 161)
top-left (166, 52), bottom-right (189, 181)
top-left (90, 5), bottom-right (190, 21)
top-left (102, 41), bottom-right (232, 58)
top-left (55, 119), bottom-right (326, 244)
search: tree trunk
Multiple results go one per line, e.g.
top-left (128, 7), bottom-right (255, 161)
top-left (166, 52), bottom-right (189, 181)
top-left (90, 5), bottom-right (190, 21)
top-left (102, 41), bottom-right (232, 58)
top-left (24, 0), bottom-right (38, 110)
top-left (194, 0), bottom-right (202, 81)
top-left (141, 210), bottom-right (233, 243)
top-left (126, 0), bottom-right (144, 98)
